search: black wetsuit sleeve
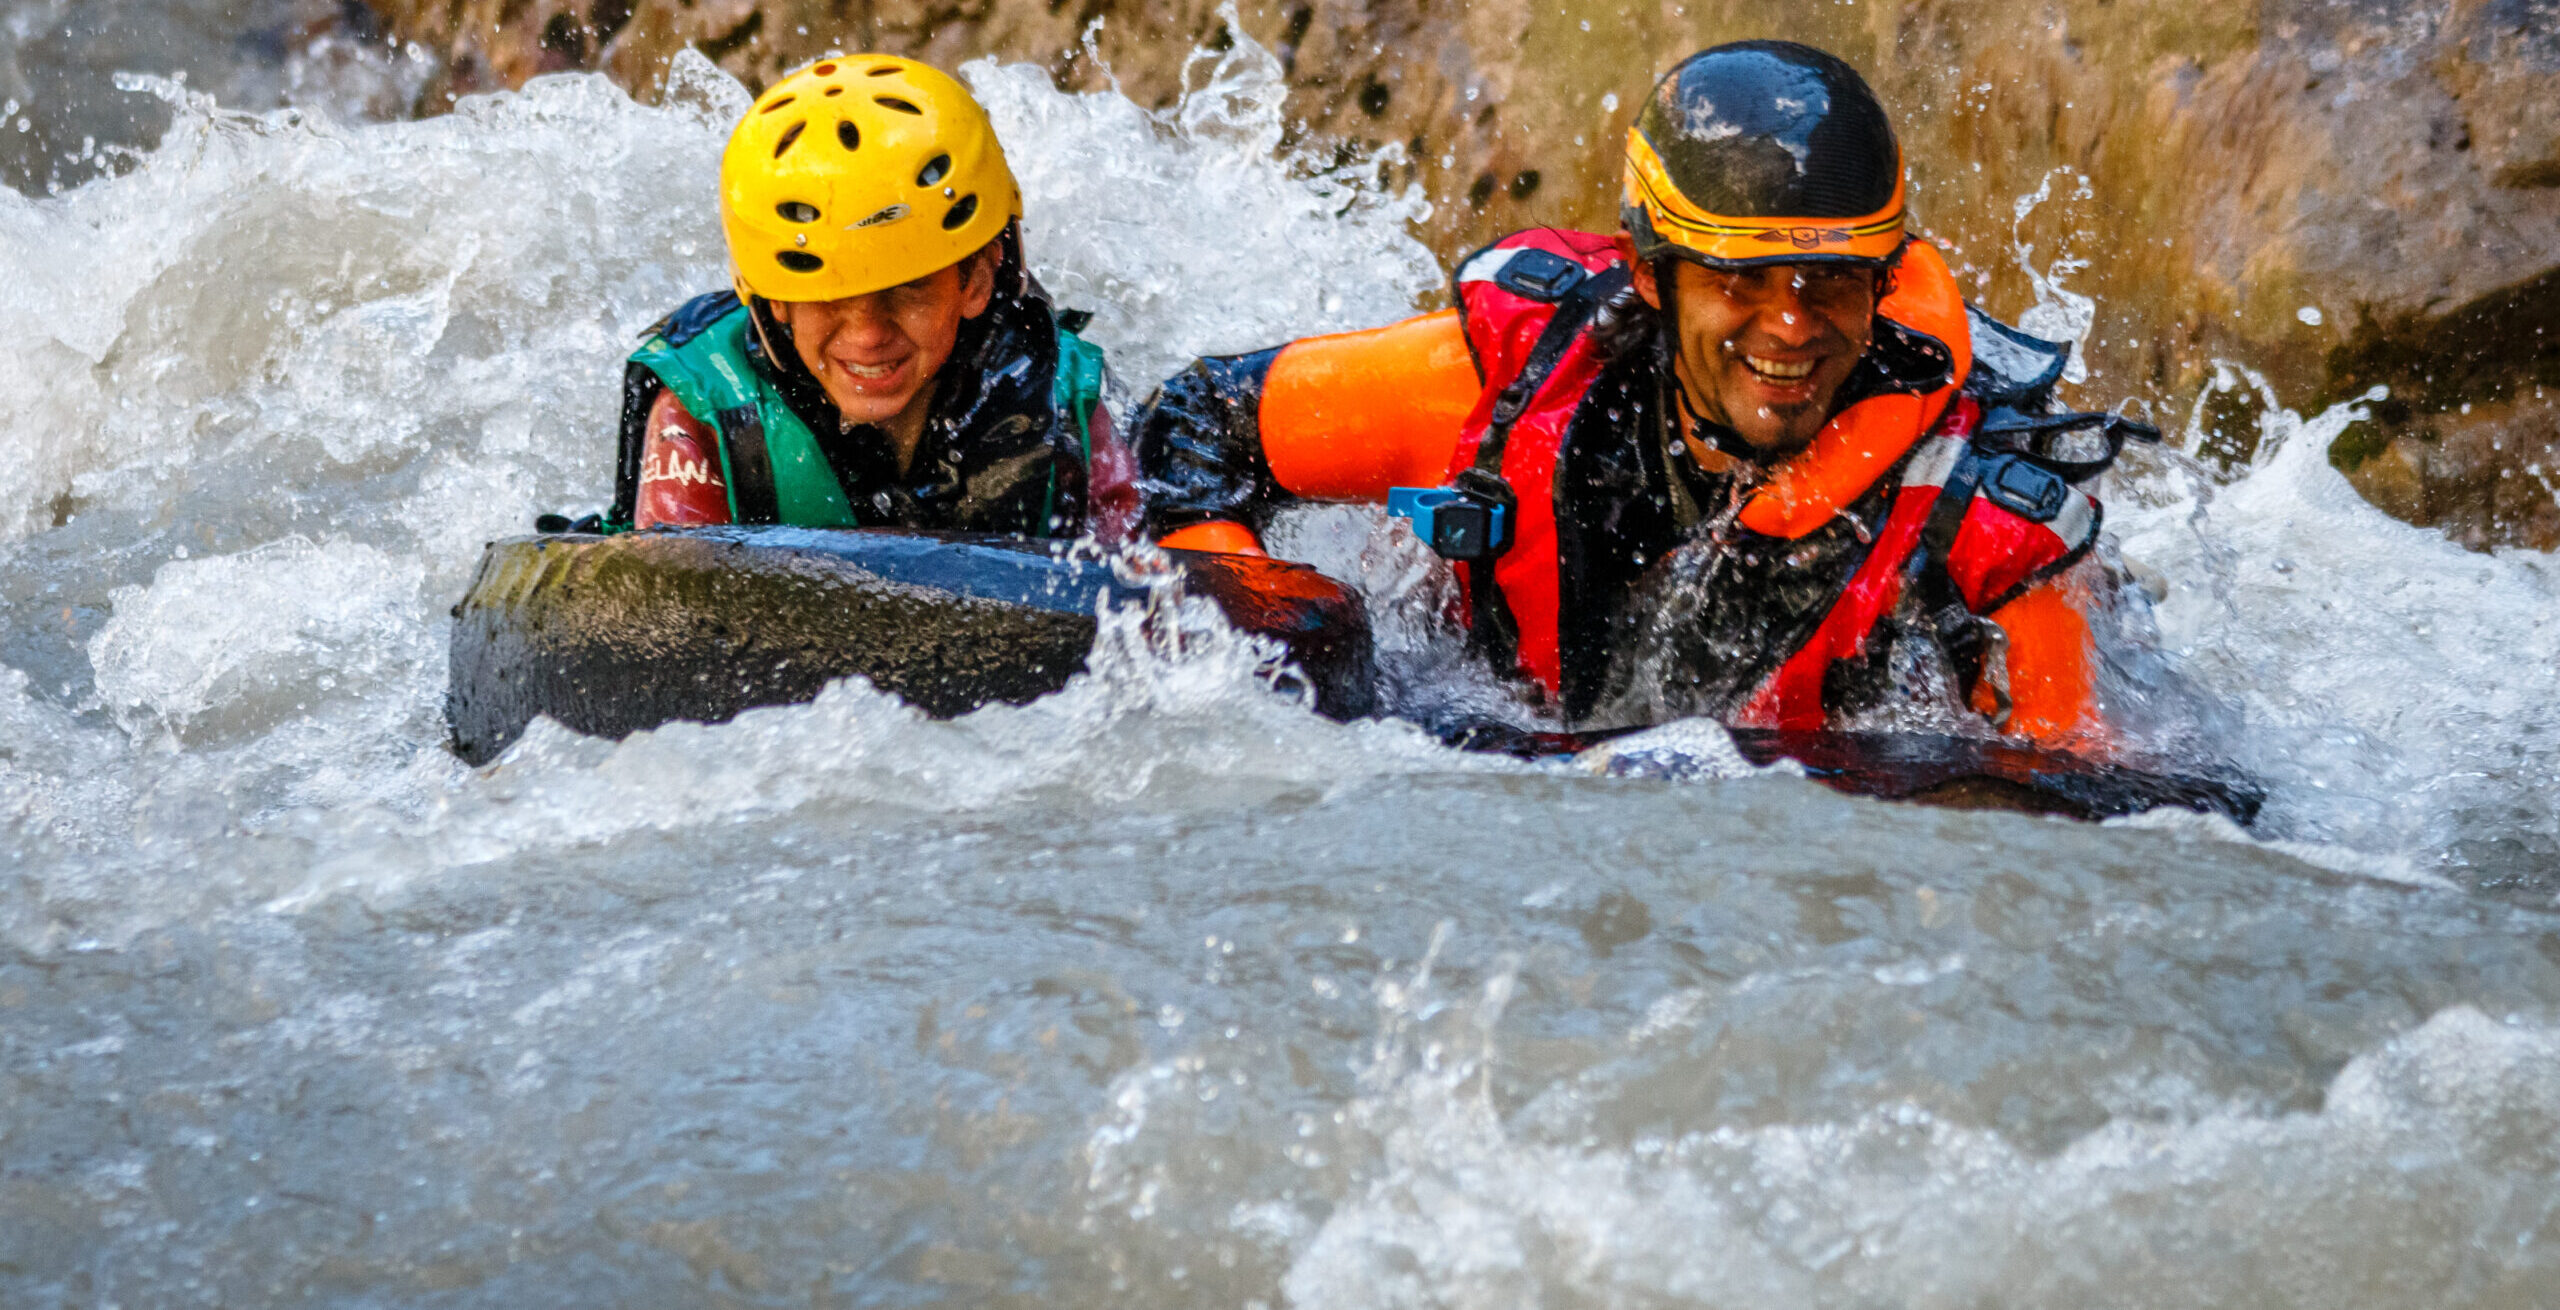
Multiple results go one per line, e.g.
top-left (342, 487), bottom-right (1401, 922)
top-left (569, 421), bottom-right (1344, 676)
top-left (605, 361), bottom-right (666, 530)
top-left (1131, 348), bottom-right (1286, 538)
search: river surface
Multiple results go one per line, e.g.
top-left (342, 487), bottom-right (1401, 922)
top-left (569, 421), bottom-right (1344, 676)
top-left (0, 0), bottom-right (429, 194)
top-left (2, 15), bottom-right (2559, 1308)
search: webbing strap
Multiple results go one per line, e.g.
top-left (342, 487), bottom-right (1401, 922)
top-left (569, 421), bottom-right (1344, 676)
top-left (1461, 266), bottom-right (1628, 672)
top-left (1915, 446), bottom-right (1984, 566)
top-left (1905, 444), bottom-right (2008, 723)
top-left (1974, 406), bottom-right (2157, 483)
top-left (718, 407), bottom-right (783, 526)
top-left (1466, 267), bottom-right (1631, 484)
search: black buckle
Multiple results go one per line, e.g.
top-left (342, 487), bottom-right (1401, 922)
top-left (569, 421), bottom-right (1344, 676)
top-left (1492, 249), bottom-right (1587, 302)
top-left (1978, 454), bottom-right (2070, 523)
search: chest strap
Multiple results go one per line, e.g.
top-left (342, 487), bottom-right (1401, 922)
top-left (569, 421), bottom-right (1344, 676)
top-left (1389, 267), bottom-right (1631, 563)
top-left (718, 407), bottom-right (786, 525)
top-left (1387, 268), bottom-right (1629, 667)
top-left (1903, 444), bottom-right (2010, 723)
top-left (1908, 404), bottom-right (2149, 724)
top-left (1472, 268), bottom-right (1632, 475)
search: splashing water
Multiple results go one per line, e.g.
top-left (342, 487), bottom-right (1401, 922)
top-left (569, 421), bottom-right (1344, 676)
top-left (2114, 365), bottom-right (2560, 882)
top-left (0, 22), bottom-right (2555, 1307)
top-left (2008, 166), bottom-right (2098, 384)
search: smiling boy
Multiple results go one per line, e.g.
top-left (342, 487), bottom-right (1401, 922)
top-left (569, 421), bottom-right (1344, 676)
top-left (605, 56), bottom-right (1129, 540)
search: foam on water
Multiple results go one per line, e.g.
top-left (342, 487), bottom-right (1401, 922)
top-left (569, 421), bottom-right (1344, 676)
top-left (1280, 989), bottom-right (2560, 1307)
top-left (0, 20), bottom-right (2553, 1307)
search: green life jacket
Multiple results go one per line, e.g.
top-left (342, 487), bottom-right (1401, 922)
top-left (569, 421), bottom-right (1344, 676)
top-left (618, 294), bottom-right (1105, 530)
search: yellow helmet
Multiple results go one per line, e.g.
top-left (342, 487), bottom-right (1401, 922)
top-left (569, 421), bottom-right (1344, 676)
top-left (719, 55), bottom-right (1022, 303)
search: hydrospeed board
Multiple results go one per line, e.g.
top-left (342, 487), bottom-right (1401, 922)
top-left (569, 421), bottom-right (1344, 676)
top-left (445, 526), bottom-right (1375, 765)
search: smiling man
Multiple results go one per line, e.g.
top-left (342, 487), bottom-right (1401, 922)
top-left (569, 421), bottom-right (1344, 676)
top-left (1133, 41), bottom-right (2145, 742)
top-left (603, 56), bottom-right (1129, 540)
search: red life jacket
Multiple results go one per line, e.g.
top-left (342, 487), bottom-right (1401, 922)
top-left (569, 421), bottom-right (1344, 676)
top-left (1444, 228), bottom-right (2099, 726)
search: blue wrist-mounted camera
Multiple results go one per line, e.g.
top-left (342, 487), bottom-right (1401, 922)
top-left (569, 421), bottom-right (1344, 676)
top-left (1388, 483), bottom-right (1511, 561)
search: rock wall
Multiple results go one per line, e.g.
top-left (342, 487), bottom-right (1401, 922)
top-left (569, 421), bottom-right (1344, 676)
top-left (370, 0), bottom-right (2560, 547)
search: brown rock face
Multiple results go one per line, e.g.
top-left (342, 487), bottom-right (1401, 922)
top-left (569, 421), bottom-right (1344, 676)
top-left (368, 0), bottom-right (2560, 547)
top-left (2322, 262), bottom-right (2560, 550)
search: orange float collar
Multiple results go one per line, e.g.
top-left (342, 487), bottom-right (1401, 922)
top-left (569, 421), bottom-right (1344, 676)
top-left (1738, 395), bottom-right (2135, 731)
top-left (1259, 310), bottom-right (1481, 498)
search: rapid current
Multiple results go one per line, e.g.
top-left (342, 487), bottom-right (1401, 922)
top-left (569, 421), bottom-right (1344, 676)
top-left (2, 16), bottom-right (2559, 1308)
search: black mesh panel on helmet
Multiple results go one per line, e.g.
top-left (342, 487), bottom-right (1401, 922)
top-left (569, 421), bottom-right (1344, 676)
top-left (1637, 41), bottom-right (1898, 219)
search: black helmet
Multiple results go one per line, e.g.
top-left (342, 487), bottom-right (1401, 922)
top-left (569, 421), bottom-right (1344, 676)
top-left (1622, 41), bottom-right (1905, 268)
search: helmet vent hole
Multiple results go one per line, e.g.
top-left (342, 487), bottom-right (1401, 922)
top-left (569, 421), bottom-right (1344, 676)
top-left (917, 153), bottom-right (951, 187)
top-left (836, 120), bottom-right (860, 151)
top-left (776, 251), bottom-right (824, 273)
top-left (875, 96), bottom-right (923, 115)
top-left (940, 194), bottom-right (979, 230)
top-left (776, 201), bottom-right (821, 223)
top-left (759, 96), bottom-right (796, 115)
top-left (867, 65), bottom-right (900, 76)
top-left (824, 86), bottom-right (842, 96)
top-left (814, 62), bottom-right (837, 76)
top-left (772, 122), bottom-right (804, 157)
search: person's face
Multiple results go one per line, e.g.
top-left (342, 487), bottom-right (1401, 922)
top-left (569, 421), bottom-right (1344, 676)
top-left (1632, 256), bottom-right (1878, 457)
top-left (770, 246), bottom-right (997, 427)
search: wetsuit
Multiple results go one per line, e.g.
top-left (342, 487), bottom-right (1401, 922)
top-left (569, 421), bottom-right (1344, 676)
top-left (1133, 229), bottom-right (2126, 741)
top-left (606, 233), bottom-right (1133, 541)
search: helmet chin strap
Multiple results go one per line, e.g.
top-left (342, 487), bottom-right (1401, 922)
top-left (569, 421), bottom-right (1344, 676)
top-left (745, 292), bottom-right (790, 371)
top-left (745, 296), bottom-right (823, 396)
top-left (1654, 260), bottom-right (1758, 473)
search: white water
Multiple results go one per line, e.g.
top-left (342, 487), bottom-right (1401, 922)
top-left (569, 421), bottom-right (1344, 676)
top-left (0, 24), bottom-right (2555, 1308)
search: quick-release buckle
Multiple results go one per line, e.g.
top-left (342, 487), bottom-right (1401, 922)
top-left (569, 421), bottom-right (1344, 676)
top-left (1388, 485), bottom-right (1511, 561)
top-left (1978, 453), bottom-right (2071, 523)
top-left (1491, 248), bottom-right (1587, 302)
